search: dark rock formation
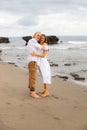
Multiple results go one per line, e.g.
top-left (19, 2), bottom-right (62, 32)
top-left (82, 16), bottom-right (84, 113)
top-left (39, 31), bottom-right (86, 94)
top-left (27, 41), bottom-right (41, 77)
top-left (70, 73), bottom-right (79, 77)
top-left (70, 73), bottom-right (85, 81)
top-left (64, 63), bottom-right (71, 66)
top-left (50, 63), bottom-right (58, 67)
top-left (0, 37), bottom-right (10, 43)
top-left (58, 75), bottom-right (69, 81)
top-left (64, 63), bottom-right (76, 66)
top-left (8, 62), bottom-right (18, 67)
top-left (47, 35), bottom-right (59, 45)
top-left (22, 36), bottom-right (32, 45)
top-left (22, 35), bottom-right (59, 45)
top-left (53, 75), bottom-right (68, 81)
top-left (74, 77), bottom-right (85, 81)
top-left (0, 50), bottom-right (2, 61)
top-left (0, 50), bottom-right (2, 53)
top-left (8, 62), bottom-right (15, 65)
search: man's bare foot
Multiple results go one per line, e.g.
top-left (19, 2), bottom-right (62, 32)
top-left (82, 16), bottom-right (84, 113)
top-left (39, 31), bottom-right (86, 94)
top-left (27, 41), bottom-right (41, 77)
top-left (30, 91), bottom-right (41, 98)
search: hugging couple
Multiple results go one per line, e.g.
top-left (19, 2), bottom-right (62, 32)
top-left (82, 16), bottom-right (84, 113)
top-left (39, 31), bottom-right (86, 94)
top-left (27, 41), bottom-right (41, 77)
top-left (27, 32), bottom-right (51, 98)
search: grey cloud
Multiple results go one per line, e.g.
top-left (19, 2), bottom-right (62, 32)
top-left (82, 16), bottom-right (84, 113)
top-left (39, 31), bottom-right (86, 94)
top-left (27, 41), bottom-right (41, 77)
top-left (0, 0), bottom-right (87, 27)
top-left (1, 0), bottom-right (87, 14)
top-left (18, 14), bottom-right (38, 26)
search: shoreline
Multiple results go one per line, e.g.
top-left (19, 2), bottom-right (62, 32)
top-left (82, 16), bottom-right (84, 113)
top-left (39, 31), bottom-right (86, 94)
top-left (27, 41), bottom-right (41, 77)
top-left (2, 59), bottom-right (87, 87)
top-left (0, 61), bottom-right (87, 130)
top-left (1, 55), bottom-right (87, 87)
top-left (0, 41), bottom-right (87, 87)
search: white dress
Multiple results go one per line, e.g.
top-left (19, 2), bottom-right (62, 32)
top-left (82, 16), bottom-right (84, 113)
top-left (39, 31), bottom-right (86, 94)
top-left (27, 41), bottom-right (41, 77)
top-left (37, 45), bottom-right (51, 84)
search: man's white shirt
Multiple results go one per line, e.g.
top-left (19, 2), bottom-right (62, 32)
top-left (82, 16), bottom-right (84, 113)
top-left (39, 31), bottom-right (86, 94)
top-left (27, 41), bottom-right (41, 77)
top-left (27, 38), bottom-right (42, 63)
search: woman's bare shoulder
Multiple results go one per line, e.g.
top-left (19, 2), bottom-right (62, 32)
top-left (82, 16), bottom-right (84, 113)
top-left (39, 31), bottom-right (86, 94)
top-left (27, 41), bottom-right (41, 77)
top-left (44, 43), bottom-right (47, 46)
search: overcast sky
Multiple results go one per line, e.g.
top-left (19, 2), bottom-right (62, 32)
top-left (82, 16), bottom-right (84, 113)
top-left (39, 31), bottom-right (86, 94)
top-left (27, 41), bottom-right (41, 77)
top-left (0, 0), bottom-right (87, 37)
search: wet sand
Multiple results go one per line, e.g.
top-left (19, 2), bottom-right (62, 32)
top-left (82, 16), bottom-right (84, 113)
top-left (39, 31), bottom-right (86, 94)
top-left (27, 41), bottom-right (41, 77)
top-left (0, 61), bottom-right (87, 130)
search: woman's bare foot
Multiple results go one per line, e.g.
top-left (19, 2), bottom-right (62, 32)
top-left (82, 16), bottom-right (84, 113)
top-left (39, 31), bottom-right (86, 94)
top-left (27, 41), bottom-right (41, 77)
top-left (30, 91), bottom-right (41, 98)
top-left (41, 92), bottom-right (49, 97)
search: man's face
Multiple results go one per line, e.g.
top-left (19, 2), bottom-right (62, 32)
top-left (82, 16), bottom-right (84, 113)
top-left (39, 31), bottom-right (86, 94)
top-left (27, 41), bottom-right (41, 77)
top-left (35, 33), bottom-right (41, 42)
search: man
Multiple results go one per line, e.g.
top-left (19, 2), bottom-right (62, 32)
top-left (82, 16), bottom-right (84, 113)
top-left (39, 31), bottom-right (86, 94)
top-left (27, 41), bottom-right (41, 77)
top-left (27, 32), bottom-right (42, 98)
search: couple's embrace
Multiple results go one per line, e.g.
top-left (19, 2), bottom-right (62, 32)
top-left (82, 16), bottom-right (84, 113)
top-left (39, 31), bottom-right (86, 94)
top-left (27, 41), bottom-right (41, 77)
top-left (27, 32), bottom-right (51, 98)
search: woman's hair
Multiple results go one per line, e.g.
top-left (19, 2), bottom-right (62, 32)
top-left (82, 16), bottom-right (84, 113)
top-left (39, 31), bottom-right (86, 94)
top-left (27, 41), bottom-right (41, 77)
top-left (41, 34), bottom-right (47, 43)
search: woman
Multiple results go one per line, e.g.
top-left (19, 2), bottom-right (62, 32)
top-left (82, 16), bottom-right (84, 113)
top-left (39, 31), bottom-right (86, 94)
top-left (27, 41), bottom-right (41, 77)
top-left (31, 34), bottom-right (51, 97)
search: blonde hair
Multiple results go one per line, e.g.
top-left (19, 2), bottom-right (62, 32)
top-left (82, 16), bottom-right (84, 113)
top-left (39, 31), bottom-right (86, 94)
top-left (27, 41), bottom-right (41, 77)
top-left (33, 32), bottom-right (41, 38)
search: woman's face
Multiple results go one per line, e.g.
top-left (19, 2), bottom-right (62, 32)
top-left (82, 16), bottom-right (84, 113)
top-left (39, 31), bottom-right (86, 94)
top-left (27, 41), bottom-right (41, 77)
top-left (41, 36), bottom-right (45, 43)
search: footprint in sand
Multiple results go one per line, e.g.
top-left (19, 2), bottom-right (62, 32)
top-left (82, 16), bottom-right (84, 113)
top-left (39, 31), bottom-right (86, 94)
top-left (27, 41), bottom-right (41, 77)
top-left (73, 105), bottom-right (78, 109)
top-left (6, 102), bottom-right (11, 105)
top-left (53, 116), bottom-right (61, 120)
top-left (51, 94), bottom-right (59, 99)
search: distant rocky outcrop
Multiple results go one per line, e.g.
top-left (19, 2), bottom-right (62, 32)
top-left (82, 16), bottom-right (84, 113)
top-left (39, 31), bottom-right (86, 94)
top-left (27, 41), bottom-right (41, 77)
top-left (0, 37), bottom-right (10, 43)
top-left (22, 36), bottom-right (32, 45)
top-left (0, 50), bottom-right (2, 53)
top-left (46, 35), bottom-right (59, 45)
top-left (22, 35), bottom-right (59, 45)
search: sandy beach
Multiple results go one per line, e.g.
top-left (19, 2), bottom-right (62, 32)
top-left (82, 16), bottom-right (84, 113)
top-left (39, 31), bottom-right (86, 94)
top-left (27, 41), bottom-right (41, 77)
top-left (0, 61), bottom-right (87, 130)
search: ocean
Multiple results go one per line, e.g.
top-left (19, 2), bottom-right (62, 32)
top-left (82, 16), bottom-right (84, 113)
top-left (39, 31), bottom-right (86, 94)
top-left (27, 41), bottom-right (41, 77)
top-left (0, 36), bottom-right (87, 86)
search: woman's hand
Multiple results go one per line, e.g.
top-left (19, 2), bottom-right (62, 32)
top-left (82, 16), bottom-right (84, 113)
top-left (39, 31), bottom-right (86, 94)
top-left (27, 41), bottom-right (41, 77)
top-left (31, 52), bottom-right (36, 56)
